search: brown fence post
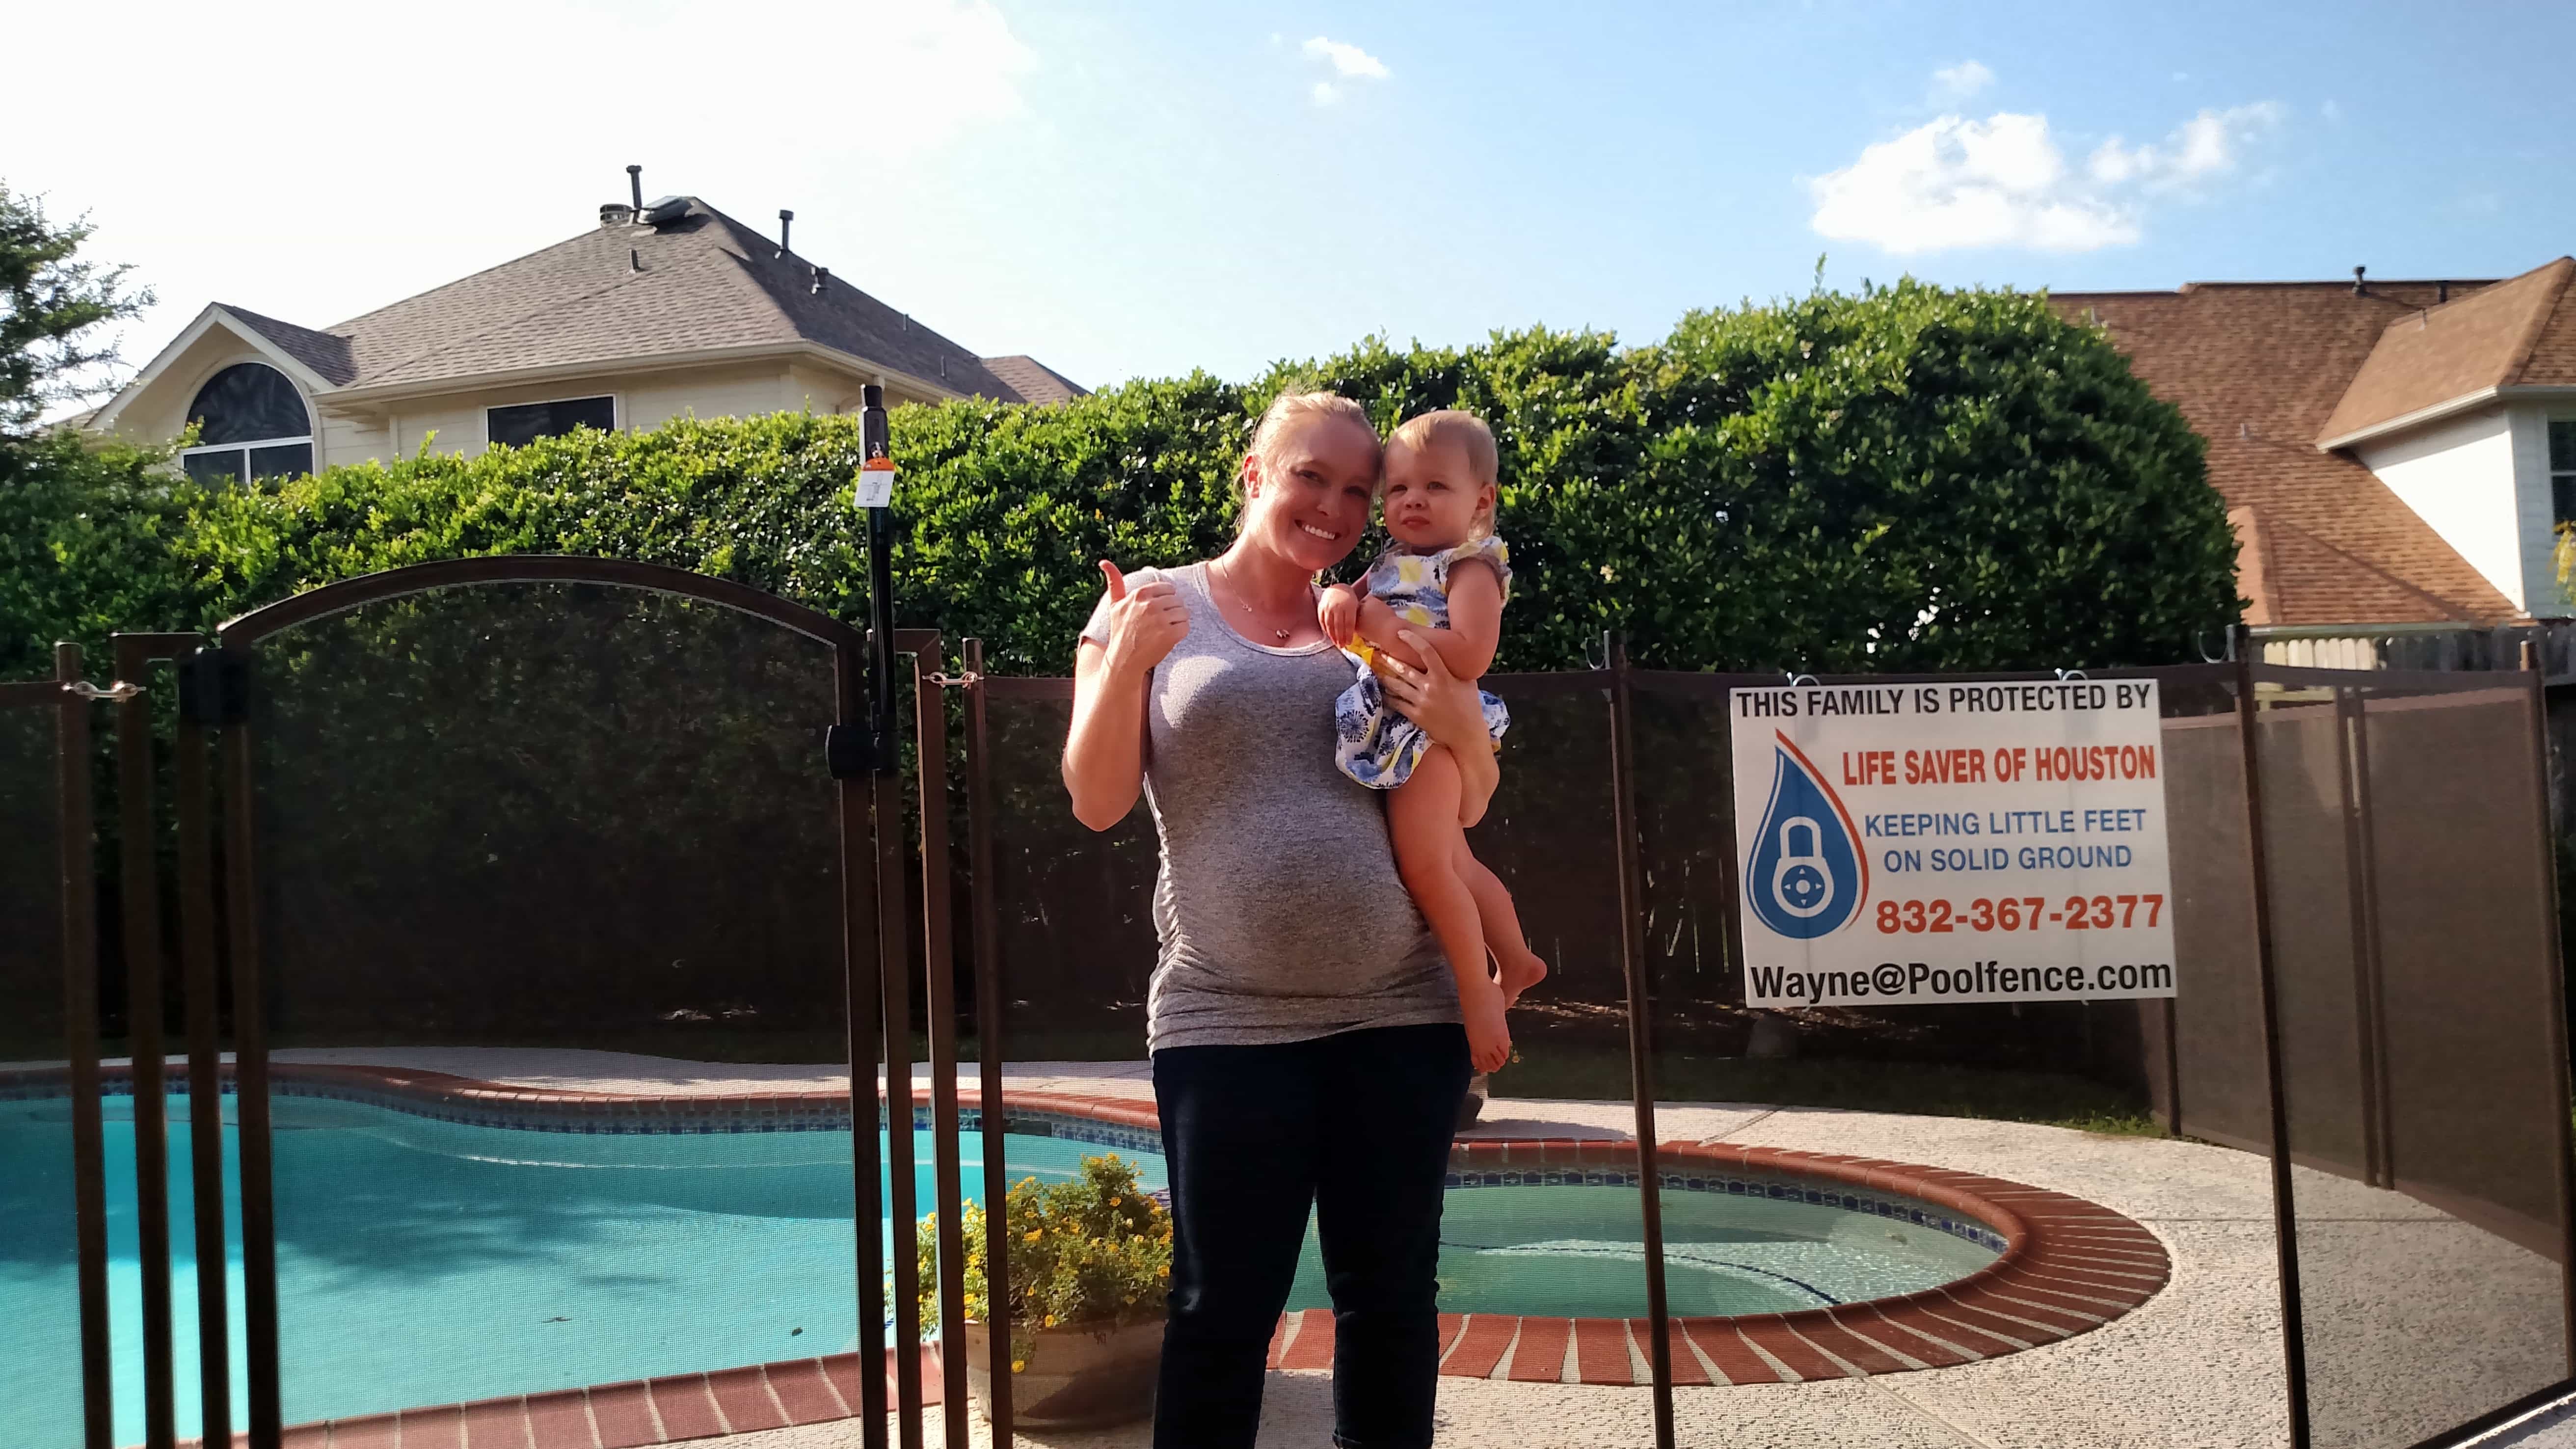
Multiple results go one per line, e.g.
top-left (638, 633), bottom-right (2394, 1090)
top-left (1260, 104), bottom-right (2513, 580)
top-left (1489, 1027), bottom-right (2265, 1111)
top-left (2233, 623), bottom-right (2312, 1448)
top-left (54, 644), bottom-right (113, 1449)
top-left (212, 641), bottom-right (282, 1449)
top-left (879, 652), bottom-right (925, 1449)
top-left (1606, 635), bottom-right (1675, 1449)
top-left (110, 636), bottom-right (176, 1449)
top-left (835, 637), bottom-right (892, 1449)
top-left (914, 645), bottom-right (972, 1448)
top-left (2341, 687), bottom-right (2395, 1188)
top-left (172, 641), bottom-right (231, 1448)
top-left (2523, 639), bottom-right (2576, 1375)
top-left (962, 639), bottom-right (1013, 1446)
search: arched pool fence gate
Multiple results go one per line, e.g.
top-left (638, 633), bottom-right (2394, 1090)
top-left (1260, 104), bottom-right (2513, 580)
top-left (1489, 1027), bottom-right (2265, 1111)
top-left (2, 556), bottom-right (2572, 1449)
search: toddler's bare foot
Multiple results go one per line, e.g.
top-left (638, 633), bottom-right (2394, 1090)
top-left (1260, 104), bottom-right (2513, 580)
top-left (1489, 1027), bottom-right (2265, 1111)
top-left (1497, 947), bottom-right (1549, 1006)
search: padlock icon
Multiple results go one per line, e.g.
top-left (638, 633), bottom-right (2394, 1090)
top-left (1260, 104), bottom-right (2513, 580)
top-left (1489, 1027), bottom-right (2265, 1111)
top-left (1771, 817), bottom-right (1835, 918)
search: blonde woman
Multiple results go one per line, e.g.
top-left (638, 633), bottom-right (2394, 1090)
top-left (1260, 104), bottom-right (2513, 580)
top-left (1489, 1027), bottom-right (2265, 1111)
top-left (1064, 392), bottom-right (1500, 1448)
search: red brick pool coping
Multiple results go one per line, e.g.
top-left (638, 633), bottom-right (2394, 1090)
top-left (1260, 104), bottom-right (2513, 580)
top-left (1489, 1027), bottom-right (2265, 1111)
top-left (10, 1064), bottom-right (2167, 1444)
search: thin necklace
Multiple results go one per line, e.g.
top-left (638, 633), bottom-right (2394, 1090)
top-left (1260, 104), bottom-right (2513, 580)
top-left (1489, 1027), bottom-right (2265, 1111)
top-left (1213, 555), bottom-right (1296, 641)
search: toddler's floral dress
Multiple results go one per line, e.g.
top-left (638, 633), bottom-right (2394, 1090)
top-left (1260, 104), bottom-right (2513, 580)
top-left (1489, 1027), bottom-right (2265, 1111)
top-left (1333, 536), bottom-right (1514, 790)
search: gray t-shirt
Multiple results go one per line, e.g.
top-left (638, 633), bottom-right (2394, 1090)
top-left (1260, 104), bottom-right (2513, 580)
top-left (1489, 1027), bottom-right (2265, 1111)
top-left (1081, 562), bottom-right (1458, 1051)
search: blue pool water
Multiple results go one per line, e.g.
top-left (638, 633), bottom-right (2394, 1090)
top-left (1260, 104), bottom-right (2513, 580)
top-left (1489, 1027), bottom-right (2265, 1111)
top-left (1, 1093), bottom-right (1148, 1446)
top-left (0, 1093), bottom-right (1993, 1444)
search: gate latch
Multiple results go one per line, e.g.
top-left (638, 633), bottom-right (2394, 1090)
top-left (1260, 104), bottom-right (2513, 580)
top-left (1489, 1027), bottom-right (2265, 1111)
top-left (65, 681), bottom-right (144, 702)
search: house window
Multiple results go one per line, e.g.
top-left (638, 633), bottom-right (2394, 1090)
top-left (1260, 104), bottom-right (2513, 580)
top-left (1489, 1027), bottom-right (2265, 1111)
top-left (2554, 420), bottom-right (2576, 528)
top-left (488, 396), bottom-right (617, 449)
top-left (180, 363), bottom-right (313, 485)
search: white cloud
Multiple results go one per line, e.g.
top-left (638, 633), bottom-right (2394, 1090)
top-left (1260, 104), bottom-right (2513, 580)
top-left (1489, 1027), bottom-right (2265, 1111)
top-left (1808, 86), bottom-right (2284, 255)
top-left (2089, 103), bottom-right (2282, 192)
top-left (1303, 35), bottom-right (1390, 79)
top-left (1313, 80), bottom-right (1342, 106)
top-left (2322, 98), bottom-right (2343, 122)
top-left (1810, 113), bottom-right (2135, 254)
top-left (1930, 60), bottom-right (1993, 102)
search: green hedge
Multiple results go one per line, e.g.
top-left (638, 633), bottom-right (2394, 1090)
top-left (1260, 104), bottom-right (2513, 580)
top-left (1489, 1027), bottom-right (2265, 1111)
top-left (3, 280), bottom-right (2238, 682)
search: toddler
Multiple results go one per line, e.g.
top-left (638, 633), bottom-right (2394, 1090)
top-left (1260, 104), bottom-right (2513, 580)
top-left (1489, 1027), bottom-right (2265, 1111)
top-left (1317, 409), bottom-right (1548, 1073)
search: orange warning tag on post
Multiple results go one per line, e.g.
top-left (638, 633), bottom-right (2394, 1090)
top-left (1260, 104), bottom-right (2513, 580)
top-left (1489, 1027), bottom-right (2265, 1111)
top-left (855, 456), bottom-right (897, 509)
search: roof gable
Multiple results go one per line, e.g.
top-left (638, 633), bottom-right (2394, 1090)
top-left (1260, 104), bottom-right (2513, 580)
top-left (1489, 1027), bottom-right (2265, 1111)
top-left (88, 302), bottom-right (341, 434)
top-left (221, 305), bottom-right (357, 386)
top-left (2316, 257), bottom-right (2576, 446)
top-left (2051, 278), bottom-right (2522, 626)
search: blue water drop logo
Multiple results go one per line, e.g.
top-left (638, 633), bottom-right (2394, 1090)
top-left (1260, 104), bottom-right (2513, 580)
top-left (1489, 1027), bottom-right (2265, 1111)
top-left (1745, 733), bottom-right (1867, 939)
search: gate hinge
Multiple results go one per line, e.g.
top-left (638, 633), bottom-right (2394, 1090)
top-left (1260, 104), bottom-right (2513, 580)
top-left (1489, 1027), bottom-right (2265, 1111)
top-left (177, 649), bottom-right (250, 726)
top-left (825, 722), bottom-right (892, 778)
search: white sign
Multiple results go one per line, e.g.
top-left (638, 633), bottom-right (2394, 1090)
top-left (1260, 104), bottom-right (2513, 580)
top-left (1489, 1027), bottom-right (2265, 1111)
top-left (854, 456), bottom-right (897, 509)
top-left (1729, 679), bottom-right (2176, 1007)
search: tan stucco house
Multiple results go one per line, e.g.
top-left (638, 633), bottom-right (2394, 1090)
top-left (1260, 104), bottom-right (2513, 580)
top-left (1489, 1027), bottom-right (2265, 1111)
top-left (86, 192), bottom-right (1083, 486)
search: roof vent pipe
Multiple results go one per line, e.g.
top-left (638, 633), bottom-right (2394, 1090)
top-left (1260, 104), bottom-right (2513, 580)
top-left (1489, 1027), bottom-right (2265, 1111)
top-left (812, 266), bottom-right (829, 295)
top-left (630, 247), bottom-right (642, 274)
top-left (627, 164), bottom-right (643, 214)
top-left (778, 209), bottom-right (794, 258)
top-left (2438, 281), bottom-right (2449, 304)
top-left (2352, 265), bottom-right (2367, 296)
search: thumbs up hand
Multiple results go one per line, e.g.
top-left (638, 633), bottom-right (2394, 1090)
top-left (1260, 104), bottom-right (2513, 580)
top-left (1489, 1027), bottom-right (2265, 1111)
top-left (1096, 560), bottom-right (1189, 681)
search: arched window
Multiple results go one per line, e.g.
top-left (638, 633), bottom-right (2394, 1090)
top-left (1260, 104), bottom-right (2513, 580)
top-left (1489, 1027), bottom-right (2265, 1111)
top-left (182, 363), bottom-right (313, 485)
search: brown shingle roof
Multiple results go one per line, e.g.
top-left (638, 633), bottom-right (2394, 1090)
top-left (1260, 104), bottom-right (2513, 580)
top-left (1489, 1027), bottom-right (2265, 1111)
top-left (220, 304), bottom-right (357, 386)
top-left (2317, 257), bottom-right (2576, 444)
top-left (979, 354), bottom-right (1087, 405)
top-left (2513, 261), bottom-right (2576, 387)
top-left (299, 199), bottom-right (1071, 403)
top-left (2050, 279), bottom-right (2522, 626)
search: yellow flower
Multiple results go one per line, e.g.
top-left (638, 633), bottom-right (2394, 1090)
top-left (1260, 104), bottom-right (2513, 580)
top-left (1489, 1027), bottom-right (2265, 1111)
top-left (1012, 1360), bottom-right (1027, 1373)
top-left (1044, 1314), bottom-right (1057, 1328)
top-left (1024, 1229), bottom-right (1042, 1241)
top-left (1107, 1197), bottom-right (1120, 1207)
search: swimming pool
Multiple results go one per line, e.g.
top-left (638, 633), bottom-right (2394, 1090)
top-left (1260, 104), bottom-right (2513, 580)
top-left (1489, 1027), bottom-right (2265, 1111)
top-left (1, 1090), bottom-right (1127, 1446)
top-left (0, 1087), bottom-right (2010, 1443)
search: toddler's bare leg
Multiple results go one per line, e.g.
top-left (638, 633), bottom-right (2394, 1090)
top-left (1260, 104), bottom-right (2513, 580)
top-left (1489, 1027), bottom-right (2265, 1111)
top-left (1390, 748), bottom-right (1511, 1073)
top-left (1461, 854), bottom-right (1550, 1004)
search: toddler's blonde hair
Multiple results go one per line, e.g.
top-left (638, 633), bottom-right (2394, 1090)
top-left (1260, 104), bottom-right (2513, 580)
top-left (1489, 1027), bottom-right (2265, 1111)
top-left (1386, 408), bottom-right (1500, 538)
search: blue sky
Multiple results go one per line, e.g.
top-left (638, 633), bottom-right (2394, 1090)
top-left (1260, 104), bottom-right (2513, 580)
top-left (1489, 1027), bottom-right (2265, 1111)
top-left (13, 0), bottom-right (2572, 397)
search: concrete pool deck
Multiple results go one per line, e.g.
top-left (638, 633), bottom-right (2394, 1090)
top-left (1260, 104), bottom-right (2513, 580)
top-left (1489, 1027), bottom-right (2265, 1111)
top-left (72, 1047), bottom-right (2574, 1448)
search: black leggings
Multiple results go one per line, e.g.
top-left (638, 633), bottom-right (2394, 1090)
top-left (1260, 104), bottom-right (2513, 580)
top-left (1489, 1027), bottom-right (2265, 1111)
top-left (1152, 1022), bottom-right (1471, 1449)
